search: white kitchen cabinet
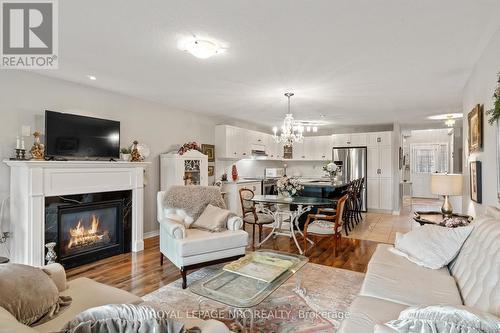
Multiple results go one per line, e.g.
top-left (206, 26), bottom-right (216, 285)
top-left (215, 125), bottom-right (254, 159)
top-left (367, 178), bottom-right (379, 209)
top-left (367, 147), bottom-right (379, 178)
top-left (379, 145), bottom-right (393, 178)
top-left (367, 131), bottom-right (392, 147)
top-left (378, 178), bottom-right (393, 210)
top-left (316, 136), bottom-right (332, 160)
top-left (222, 181), bottom-right (262, 216)
top-left (160, 150), bottom-right (208, 191)
top-left (332, 134), bottom-right (351, 147)
top-left (350, 133), bottom-right (368, 146)
top-left (293, 141), bottom-right (306, 159)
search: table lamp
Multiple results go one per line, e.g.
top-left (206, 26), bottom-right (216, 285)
top-left (430, 173), bottom-right (463, 218)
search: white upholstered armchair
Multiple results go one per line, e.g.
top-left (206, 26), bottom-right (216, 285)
top-left (157, 189), bottom-right (248, 289)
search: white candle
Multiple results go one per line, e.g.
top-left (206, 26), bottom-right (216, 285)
top-left (16, 136), bottom-right (20, 150)
top-left (21, 137), bottom-right (25, 150)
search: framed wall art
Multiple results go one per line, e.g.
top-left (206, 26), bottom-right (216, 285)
top-left (469, 161), bottom-right (482, 204)
top-left (201, 144), bottom-right (215, 162)
top-left (208, 165), bottom-right (214, 177)
top-left (467, 104), bottom-right (483, 154)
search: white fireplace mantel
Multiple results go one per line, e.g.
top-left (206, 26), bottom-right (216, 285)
top-left (4, 160), bottom-right (150, 266)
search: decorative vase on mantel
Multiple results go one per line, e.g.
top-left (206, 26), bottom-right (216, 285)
top-left (45, 242), bottom-right (57, 265)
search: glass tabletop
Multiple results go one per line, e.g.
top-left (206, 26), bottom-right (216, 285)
top-left (251, 194), bottom-right (335, 206)
top-left (189, 250), bottom-right (308, 308)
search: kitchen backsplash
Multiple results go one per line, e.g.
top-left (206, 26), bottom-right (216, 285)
top-left (215, 159), bottom-right (329, 180)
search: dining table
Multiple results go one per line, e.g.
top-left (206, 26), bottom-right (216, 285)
top-left (250, 195), bottom-right (335, 254)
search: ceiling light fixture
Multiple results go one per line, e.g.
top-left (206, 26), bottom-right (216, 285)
top-left (86, 75), bottom-right (97, 81)
top-left (180, 36), bottom-right (225, 59)
top-left (312, 126), bottom-right (318, 133)
top-left (272, 93), bottom-right (304, 147)
top-left (428, 113), bottom-right (462, 127)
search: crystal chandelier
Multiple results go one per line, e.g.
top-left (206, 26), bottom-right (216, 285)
top-left (272, 93), bottom-right (304, 146)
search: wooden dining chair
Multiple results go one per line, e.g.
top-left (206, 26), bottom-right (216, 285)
top-left (303, 194), bottom-right (348, 256)
top-left (238, 188), bottom-right (275, 250)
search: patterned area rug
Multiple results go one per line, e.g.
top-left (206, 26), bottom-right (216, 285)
top-left (143, 263), bottom-right (364, 332)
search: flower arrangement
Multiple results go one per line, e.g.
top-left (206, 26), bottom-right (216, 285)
top-left (178, 142), bottom-right (201, 155)
top-left (486, 73), bottom-right (500, 125)
top-left (0, 232), bottom-right (10, 244)
top-left (276, 176), bottom-right (303, 197)
top-left (323, 161), bottom-right (339, 178)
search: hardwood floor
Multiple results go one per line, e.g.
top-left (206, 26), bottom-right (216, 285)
top-left (67, 228), bottom-right (379, 297)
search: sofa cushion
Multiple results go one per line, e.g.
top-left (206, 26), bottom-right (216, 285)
top-left (0, 263), bottom-right (72, 326)
top-left (338, 296), bottom-right (407, 333)
top-left (360, 244), bottom-right (462, 306)
top-left (448, 216), bottom-right (500, 317)
top-left (393, 224), bottom-right (473, 269)
top-left (192, 204), bottom-right (232, 232)
top-left (0, 306), bottom-right (38, 333)
top-left (178, 228), bottom-right (248, 257)
top-left (34, 277), bottom-right (142, 333)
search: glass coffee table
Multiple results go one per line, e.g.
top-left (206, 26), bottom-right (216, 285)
top-left (190, 250), bottom-right (308, 308)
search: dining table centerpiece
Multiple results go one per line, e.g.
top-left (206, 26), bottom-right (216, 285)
top-left (323, 161), bottom-right (339, 183)
top-left (276, 176), bottom-right (303, 200)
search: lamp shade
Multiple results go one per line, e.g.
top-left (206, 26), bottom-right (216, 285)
top-left (431, 173), bottom-right (463, 196)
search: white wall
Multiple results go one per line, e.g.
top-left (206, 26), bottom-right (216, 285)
top-left (0, 71), bottom-right (217, 235)
top-left (462, 27), bottom-right (500, 216)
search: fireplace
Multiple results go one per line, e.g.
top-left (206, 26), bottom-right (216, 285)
top-left (57, 201), bottom-right (123, 267)
top-left (45, 191), bottom-right (132, 268)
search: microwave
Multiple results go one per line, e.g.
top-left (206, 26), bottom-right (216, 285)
top-left (264, 168), bottom-right (285, 178)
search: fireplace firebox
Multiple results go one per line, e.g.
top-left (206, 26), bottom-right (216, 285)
top-left (45, 190), bottom-right (132, 268)
top-left (57, 200), bottom-right (123, 267)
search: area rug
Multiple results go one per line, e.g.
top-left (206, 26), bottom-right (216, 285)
top-left (143, 263), bottom-right (364, 333)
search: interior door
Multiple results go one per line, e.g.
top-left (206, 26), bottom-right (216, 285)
top-left (411, 144), bottom-right (449, 198)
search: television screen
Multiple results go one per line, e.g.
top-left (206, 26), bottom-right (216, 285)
top-left (45, 111), bottom-right (120, 159)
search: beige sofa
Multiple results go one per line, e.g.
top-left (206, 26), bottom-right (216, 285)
top-left (0, 265), bottom-right (230, 333)
top-left (339, 208), bottom-right (500, 332)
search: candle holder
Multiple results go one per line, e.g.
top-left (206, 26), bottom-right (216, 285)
top-left (11, 149), bottom-right (28, 160)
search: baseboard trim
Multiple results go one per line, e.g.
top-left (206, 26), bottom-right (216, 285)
top-left (143, 229), bottom-right (159, 239)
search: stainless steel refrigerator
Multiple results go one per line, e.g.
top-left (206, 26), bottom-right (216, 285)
top-left (332, 147), bottom-right (367, 211)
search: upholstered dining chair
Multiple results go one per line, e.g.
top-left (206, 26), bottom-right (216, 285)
top-left (303, 194), bottom-right (349, 256)
top-left (239, 188), bottom-right (275, 250)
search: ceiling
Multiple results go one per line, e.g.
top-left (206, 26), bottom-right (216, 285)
top-left (40, 0), bottom-right (500, 131)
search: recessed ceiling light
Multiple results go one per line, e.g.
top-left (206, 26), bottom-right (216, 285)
top-left (179, 36), bottom-right (226, 59)
top-left (427, 113), bottom-right (462, 120)
top-left (86, 75), bottom-right (97, 81)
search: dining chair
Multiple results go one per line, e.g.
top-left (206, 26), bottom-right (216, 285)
top-left (239, 188), bottom-right (275, 250)
top-left (303, 194), bottom-right (348, 256)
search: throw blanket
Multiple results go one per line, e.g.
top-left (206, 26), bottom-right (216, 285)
top-left (164, 186), bottom-right (226, 222)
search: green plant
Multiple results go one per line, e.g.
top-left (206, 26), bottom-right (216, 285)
top-left (120, 147), bottom-right (131, 154)
top-left (486, 73), bottom-right (500, 125)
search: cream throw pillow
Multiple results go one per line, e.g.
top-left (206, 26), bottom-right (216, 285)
top-left (192, 204), bottom-right (233, 232)
top-left (385, 305), bottom-right (500, 333)
top-left (0, 263), bottom-right (72, 326)
top-left (391, 224), bottom-right (473, 269)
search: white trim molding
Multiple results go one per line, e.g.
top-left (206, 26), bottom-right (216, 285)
top-left (4, 160), bottom-right (150, 266)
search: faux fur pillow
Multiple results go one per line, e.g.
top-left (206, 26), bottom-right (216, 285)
top-left (164, 186), bottom-right (226, 227)
top-left (62, 304), bottom-right (186, 333)
top-left (0, 263), bottom-right (72, 326)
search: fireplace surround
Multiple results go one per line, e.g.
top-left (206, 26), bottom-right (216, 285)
top-left (4, 160), bottom-right (148, 266)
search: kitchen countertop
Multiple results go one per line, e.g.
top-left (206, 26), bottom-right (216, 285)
top-left (222, 179), bottom-right (263, 185)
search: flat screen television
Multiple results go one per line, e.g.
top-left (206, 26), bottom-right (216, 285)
top-left (45, 111), bottom-right (120, 159)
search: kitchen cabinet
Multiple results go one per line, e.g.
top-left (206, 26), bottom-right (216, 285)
top-left (367, 178), bottom-right (392, 210)
top-left (367, 131), bottom-right (392, 147)
top-left (222, 181), bottom-right (262, 216)
top-left (160, 150), bottom-right (208, 191)
top-left (332, 134), bottom-right (351, 147)
top-left (367, 145), bottom-right (392, 178)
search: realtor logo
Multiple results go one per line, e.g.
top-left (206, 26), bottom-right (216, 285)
top-left (1, 0), bottom-right (58, 69)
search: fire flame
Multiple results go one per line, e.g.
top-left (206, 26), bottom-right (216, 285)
top-left (67, 214), bottom-right (106, 249)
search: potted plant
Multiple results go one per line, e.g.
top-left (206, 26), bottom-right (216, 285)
top-left (486, 73), bottom-right (500, 125)
top-left (276, 176), bottom-right (304, 200)
top-left (120, 148), bottom-right (131, 161)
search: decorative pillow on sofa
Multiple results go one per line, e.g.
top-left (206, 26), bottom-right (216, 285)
top-left (192, 204), bottom-right (235, 232)
top-left (385, 305), bottom-right (500, 333)
top-left (62, 304), bottom-right (186, 333)
top-left (0, 263), bottom-right (72, 326)
top-left (390, 224), bottom-right (473, 269)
